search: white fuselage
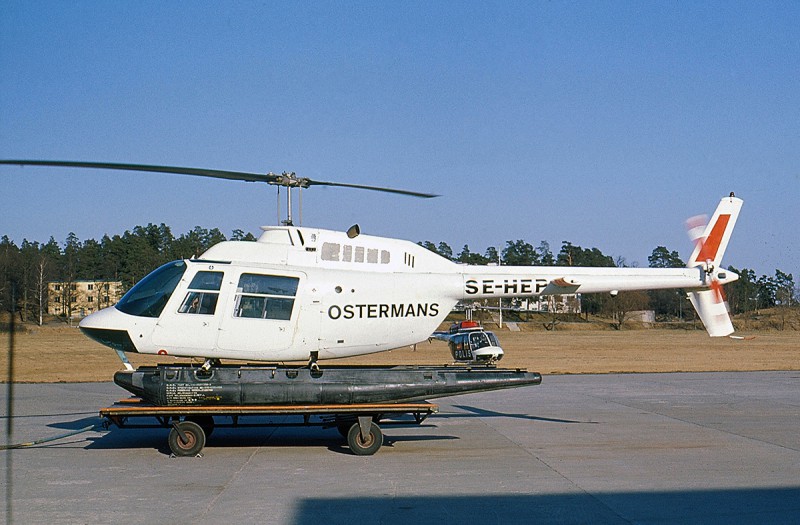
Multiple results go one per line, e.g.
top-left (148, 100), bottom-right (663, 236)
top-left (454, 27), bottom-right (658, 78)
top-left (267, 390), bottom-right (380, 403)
top-left (79, 224), bottom-right (736, 362)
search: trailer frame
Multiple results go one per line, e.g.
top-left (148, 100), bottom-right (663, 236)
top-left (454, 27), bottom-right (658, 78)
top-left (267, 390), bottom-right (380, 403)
top-left (100, 398), bottom-right (438, 456)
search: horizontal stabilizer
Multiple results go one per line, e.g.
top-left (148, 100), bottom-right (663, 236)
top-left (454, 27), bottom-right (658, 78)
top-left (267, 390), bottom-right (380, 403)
top-left (540, 277), bottom-right (581, 295)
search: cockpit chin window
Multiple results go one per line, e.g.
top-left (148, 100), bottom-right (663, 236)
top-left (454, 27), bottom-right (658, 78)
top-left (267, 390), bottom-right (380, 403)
top-left (116, 261), bottom-right (186, 318)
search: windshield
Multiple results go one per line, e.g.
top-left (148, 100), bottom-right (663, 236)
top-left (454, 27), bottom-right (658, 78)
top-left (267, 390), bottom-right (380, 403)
top-left (469, 331), bottom-right (500, 350)
top-left (469, 332), bottom-right (491, 350)
top-left (116, 260), bottom-right (186, 317)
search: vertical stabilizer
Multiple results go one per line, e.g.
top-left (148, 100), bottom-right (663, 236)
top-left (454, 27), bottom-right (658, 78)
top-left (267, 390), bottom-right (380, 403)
top-left (686, 194), bottom-right (743, 269)
top-left (688, 285), bottom-right (735, 337)
top-left (686, 194), bottom-right (743, 337)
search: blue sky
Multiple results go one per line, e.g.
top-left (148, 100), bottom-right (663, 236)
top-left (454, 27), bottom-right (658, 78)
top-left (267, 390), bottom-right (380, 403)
top-left (2, 1), bottom-right (798, 279)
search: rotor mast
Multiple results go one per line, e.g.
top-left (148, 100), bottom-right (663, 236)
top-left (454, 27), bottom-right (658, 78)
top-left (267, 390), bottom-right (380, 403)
top-left (268, 171), bottom-right (310, 226)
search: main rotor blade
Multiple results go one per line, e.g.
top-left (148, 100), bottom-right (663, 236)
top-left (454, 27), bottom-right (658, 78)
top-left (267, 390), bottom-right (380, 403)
top-left (307, 179), bottom-right (439, 198)
top-left (0, 160), bottom-right (280, 183)
top-left (0, 159), bottom-right (439, 198)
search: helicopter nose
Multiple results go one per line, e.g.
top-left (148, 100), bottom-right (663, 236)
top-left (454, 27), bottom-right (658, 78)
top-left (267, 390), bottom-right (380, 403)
top-left (79, 307), bottom-right (139, 352)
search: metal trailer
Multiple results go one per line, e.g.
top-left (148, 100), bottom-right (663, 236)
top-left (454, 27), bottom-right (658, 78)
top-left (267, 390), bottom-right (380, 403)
top-left (100, 398), bottom-right (438, 456)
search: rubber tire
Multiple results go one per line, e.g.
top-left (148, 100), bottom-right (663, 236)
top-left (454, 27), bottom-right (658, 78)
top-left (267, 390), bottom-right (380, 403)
top-left (186, 415), bottom-right (215, 438)
top-left (346, 421), bottom-right (383, 456)
top-left (168, 420), bottom-right (206, 457)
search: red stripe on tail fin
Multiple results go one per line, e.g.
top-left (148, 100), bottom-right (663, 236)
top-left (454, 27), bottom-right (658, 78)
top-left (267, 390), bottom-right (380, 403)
top-left (696, 214), bottom-right (731, 263)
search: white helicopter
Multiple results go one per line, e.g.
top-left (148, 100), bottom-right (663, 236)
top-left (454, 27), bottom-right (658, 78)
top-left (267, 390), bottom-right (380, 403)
top-left (1, 160), bottom-right (743, 370)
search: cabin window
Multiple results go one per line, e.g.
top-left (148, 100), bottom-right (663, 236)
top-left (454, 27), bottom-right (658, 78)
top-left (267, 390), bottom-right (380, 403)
top-left (178, 270), bottom-right (224, 315)
top-left (188, 271), bottom-right (224, 291)
top-left (179, 292), bottom-right (219, 315)
top-left (321, 242), bottom-right (340, 261)
top-left (367, 248), bottom-right (379, 263)
top-left (233, 273), bottom-right (299, 320)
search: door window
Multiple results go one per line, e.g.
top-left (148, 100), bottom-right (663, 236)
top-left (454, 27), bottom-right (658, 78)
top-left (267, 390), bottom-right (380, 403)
top-left (233, 273), bottom-right (299, 320)
top-left (178, 271), bottom-right (224, 315)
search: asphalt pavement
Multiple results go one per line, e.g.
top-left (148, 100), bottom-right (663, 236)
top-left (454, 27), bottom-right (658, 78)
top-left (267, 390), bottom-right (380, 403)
top-left (2, 371), bottom-right (799, 524)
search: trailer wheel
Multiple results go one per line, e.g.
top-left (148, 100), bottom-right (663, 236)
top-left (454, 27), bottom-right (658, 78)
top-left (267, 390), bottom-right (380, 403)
top-left (169, 421), bottom-right (206, 457)
top-left (347, 421), bottom-right (383, 456)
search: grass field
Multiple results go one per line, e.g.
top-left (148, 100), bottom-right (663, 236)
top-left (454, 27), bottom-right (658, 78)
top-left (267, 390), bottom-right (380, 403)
top-left (1, 321), bottom-right (797, 383)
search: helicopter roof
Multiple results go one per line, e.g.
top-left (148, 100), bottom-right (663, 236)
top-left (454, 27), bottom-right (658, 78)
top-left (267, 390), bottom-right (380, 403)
top-left (199, 225), bottom-right (456, 273)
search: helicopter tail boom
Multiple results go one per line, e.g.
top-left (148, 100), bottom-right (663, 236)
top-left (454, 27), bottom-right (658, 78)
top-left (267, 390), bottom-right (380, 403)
top-left (458, 195), bottom-right (743, 337)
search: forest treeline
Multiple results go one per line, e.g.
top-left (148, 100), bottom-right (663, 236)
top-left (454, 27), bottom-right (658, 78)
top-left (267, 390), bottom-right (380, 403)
top-left (0, 225), bottom-right (796, 325)
top-left (0, 224), bottom-right (256, 323)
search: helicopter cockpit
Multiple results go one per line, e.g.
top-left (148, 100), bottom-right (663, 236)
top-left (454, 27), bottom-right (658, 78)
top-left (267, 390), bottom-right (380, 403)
top-left (80, 255), bottom-right (305, 360)
top-left (78, 260), bottom-right (189, 353)
top-left (115, 260), bottom-right (187, 318)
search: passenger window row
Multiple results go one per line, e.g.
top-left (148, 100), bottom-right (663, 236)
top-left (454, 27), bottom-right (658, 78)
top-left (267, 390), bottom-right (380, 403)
top-left (179, 271), bottom-right (298, 320)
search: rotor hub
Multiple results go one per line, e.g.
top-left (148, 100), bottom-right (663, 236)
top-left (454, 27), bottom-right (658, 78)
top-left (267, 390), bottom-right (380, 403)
top-left (268, 172), bottom-right (311, 189)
